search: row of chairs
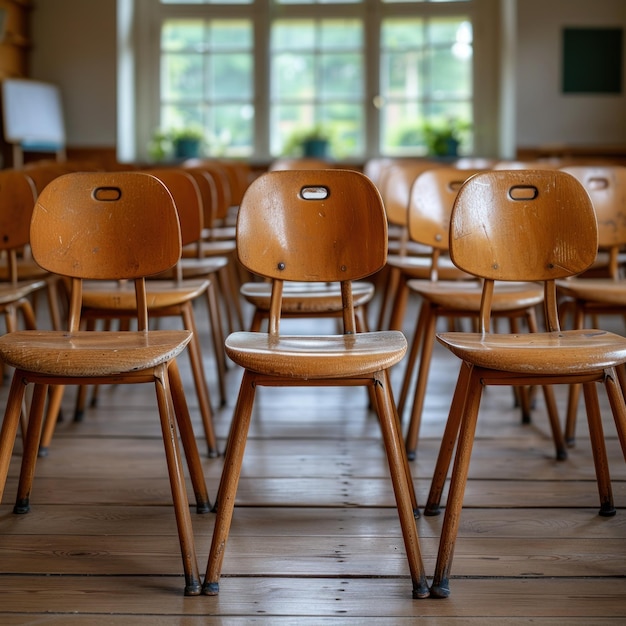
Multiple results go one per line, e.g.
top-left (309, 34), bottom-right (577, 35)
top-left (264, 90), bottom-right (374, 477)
top-left (366, 158), bottom-right (626, 596)
top-left (1, 157), bottom-right (625, 601)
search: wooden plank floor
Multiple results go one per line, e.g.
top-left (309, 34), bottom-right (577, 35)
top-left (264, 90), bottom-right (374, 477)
top-left (1, 287), bottom-right (625, 624)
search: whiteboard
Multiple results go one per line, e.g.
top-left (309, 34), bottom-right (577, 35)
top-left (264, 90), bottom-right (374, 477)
top-left (1, 78), bottom-right (66, 149)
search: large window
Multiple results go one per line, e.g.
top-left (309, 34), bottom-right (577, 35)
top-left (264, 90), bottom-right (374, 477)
top-left (138, 0), bottom-right (476, 161)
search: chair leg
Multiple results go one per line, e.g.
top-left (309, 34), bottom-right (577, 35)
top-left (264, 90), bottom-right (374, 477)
top-left (388, 274), bottom-right (410, 332)
top-left (424, 361), bottom-right (471, 516)
top-left (582, 380), bottom-right (616, 517)
top-left (153, 362), bottom-right (202, 596)
top-left (397, 300), bottom-right (429, 418)
top-left (564, 382), bottom-right (581, 446)
top-left (167, 358), bottom-right (212, 514)
top-left (404, 304), bottom-right (437, 460)
top-left (564, 305), bottom-right (586, 446)
top-left (541, 385), bottom-right (568, 460)
top-left (206, 281), bottom-right (228, 406)
top-left (203, 369), bottom-right (257, 595)
top-left (181, 303), bottom-right (218, 457)
top-left (14, 382), bottom-right (49, 513)
top-left (0, 373), bottom-right (28, 503)
top-left (376, 266), bottom-right (399, 331)
top-left (38, 384), bottom-right (66, 456)
top-left (374, 368), bottom-right (429, 599)
top-left (430, 364), bottom-right (484, 599)
top-left (605, 365), bottom-right (626, 460)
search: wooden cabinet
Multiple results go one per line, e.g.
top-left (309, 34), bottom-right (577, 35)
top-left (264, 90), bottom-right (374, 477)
top-left (0, 0), bottom-right (32, 78)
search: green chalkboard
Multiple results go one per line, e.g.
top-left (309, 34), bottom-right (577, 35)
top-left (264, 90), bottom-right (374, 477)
top-left (562, 27), bottom-right (623, 94)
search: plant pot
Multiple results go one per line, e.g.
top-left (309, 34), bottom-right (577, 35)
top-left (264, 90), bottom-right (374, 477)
top-left (174, 138), bottom-right (201, 159)
top-left (302, 138), bottom-right (329, 158)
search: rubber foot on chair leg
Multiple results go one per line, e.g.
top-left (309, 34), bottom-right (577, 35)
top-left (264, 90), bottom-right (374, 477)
top-left (38, 446), bottom-right (49, 458)
top-left (556, 448), bottom-right (568, 461)
top-left (196, 500), bottom-right (211, 514)
top-left (207, 447), bottom-right (219, 459)
top-left (74, 410), bottom-right (84, 422)
top-left (423, 502), bottom-right (441, 516)
top-left (184, 580), bottom-right (202, 596)
top-left (429, 578), bottom-right (451, 599)
top-left (202, 581), bottom-right (219, 596)
top-left (599, 502), bottom-right (617, 517)
top-left (412, 579), bottom-right (430, 599)
top-left (406, 449), bottom-right (416, 462)
top-left (13, 499), bottom-right (30, 514)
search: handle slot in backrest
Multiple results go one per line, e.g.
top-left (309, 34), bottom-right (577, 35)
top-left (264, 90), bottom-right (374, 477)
top-left (508, 185), bottom-right (538, 201)
top-left (93, 187), bottom-right (122, 201)
top-left (300, 185), bottom-right (329, 201)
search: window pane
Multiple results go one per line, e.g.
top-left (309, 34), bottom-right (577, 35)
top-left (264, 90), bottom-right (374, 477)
top-left (209, 53), bottom-right (253, 100)
top-left (162, 53), bottom-right (204, 99)
top-left (380, 16), bottom-right (472, 156)
top-left (159, 17), bottom-right (254, 158)
top-left (273, 53), bottom-right (316, 100)
top-left (271, 18), bottom-right (364, 158)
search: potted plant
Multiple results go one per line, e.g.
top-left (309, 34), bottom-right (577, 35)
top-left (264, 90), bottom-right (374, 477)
top-left (422, 118), bottom-right (471, 157)
top-left (148, 126), bottom-right (206, 161)
top-left (282, 125), bottom-right (332, 158)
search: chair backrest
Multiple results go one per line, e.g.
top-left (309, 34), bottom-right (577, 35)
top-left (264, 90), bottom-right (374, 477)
top-left (559, 165), bottom-right (626, 256)
top-left (0, 170), bottom-right (38, 284)
top-left (0, 170), bottom-right (37, 253)
top-left (408, 167), bottom-right (484, 251)
top-left (182, 166), bottom-right (219, 235)
top-left (238, 169), bottom-right (387, 282)
top-left (145, 168), bottom-right (204, 246)
top-left (31, 171), bottom-right (182, 331)
top-left (449, 170), bottom-right (598, 332)
top-left (183, 159), bottom-right (232, 222)
top-left (380, 160), bottom-right (440, 227)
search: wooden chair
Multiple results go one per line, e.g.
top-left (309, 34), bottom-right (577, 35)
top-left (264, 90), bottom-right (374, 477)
top-left (555, 165), bottom-right (626, 444)
top-left (396, 167), bottom-right (558, 460)
top-left (39, 169), bottom-right (220, 458)
top-left (0, 171), bottom-right (210, 595)
top-left (423, 169), bottom-right (626, 599)
top-left (202, 169), bottom-right (430, 600)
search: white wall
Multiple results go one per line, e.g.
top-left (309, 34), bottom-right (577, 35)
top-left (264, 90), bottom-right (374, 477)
top-left (30, 0), bottom-right (116, 148)
top-left (516, 0), bottom-right (626, 149)
top-left (28, 0), bottom-right (626, 156)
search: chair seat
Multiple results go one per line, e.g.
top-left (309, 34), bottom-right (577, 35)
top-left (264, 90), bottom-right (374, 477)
top-left (204, 225), bottom-right (236, 241)
top-left (437, 328), bottom-right (626, 375)
top-left (386, 253), bottom-right (470, 280)
top-left (182, 240), bottom-right (237, 258)
top-left (0, 329), bottom-right (192, 377)
top-left (407, 280), bottom-right (544, 311)
top-left (153, 256), bottom-right (229, 280)
top-left (226, 330), bottom-right (407, 379)
top-left (0, 279), bottom-right (47, 305)
top-left (557, 278), bottom-right (626, 305)
top-left (241, 280), bottom-right (375, 313)
top-left (0, 259), bottom-right (49, 281)
top-left (81, 279), bottom-right (210, 310)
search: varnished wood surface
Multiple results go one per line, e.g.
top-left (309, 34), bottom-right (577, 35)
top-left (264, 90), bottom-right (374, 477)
top-left (1, 292), bottom-right (625, 623)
